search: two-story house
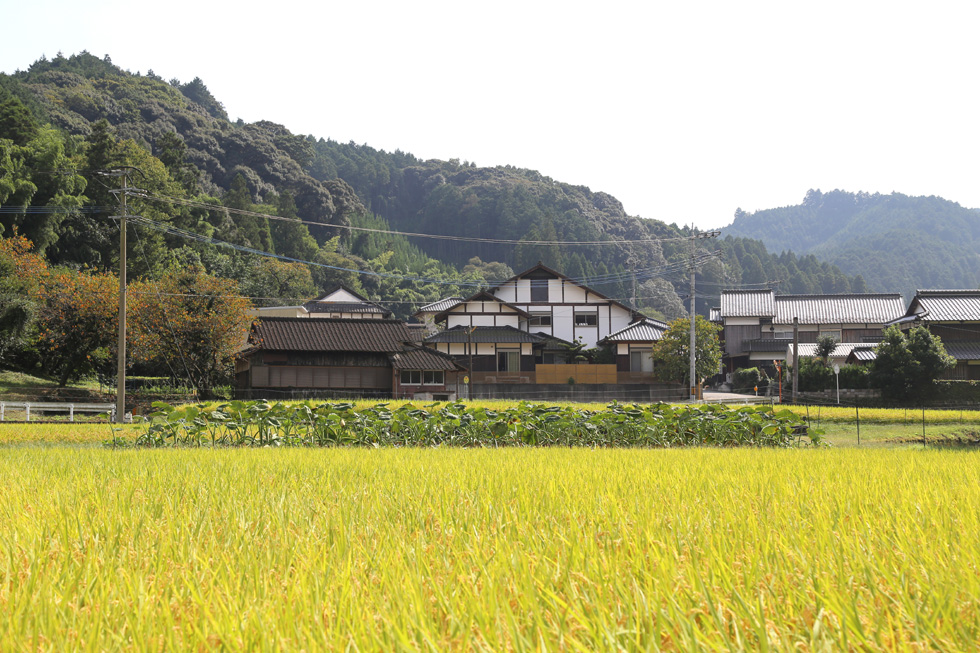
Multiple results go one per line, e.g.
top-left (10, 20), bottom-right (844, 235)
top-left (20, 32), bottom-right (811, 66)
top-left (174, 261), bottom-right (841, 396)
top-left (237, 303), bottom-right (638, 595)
top-left (716, 289), bottom-right (905, 374)
top-left (419, 263), bottom-right (664, 385)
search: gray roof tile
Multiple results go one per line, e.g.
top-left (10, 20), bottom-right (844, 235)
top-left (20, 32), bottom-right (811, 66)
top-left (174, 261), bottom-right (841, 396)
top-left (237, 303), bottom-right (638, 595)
top-left (252, 318), bottom-right (415, 352)
top-left (603, 319), bottom-right (669, 343)
top-left (908, 290), bottom-right (980, 322)
top-left (424, 325), bottom-right (544, 344)
top-left (720, 290), bottom-right (776, 318)
top-left (774, 294), bottom-right (905, 325)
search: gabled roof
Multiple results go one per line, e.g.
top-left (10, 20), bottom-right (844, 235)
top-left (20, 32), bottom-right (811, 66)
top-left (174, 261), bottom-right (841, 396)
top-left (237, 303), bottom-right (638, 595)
top-left (389, 345), bottom-right (465, 371)
top-left (416, 297), bottom-right (464, 315)
top-left (602, 318), bottom-right (669, 343)
top-left (719, 289), bottom-right (904, 324)
top-left (903, 290), bottom-right (980, 322)
top-left (720, 290), bottom-right (776, 318)
top-left (250, 317), bottom-right (415, 352)
top-left (774, 294), bottom-right (904, 325)
top-left (424, 325), bottom-right (545, 344)
top-left (433, 290), bottom-right (530, 322)
top-left (306, 285), bottom-right (391, 317)
top-left (489, 262), bottom-right (645, 319)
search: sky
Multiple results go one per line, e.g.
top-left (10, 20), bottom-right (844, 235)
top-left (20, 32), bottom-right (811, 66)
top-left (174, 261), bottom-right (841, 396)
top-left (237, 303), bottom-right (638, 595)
top-left (3, 0), bottom-right (980, 230)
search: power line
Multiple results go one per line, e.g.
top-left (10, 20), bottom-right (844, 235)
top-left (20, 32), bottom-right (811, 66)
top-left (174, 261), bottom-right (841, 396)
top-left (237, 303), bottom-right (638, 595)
top-left (134, 192), bottom-right (692, 247)
top-left (128, 214), bottom-right (710, 289)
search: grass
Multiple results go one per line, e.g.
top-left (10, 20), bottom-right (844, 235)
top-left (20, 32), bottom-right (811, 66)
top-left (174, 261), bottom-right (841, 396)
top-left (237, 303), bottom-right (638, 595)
top-left (1, 447), bottom-right (978, 650)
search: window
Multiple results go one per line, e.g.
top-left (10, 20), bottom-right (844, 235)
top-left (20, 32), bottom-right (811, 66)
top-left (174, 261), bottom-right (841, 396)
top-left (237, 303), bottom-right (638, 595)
top-left (630, 348), bottom-right (654, 373)
top-left (497, 349), bottom-right (520, 372)
top-left (574, 311), bottom-right (598, 326)
top-left (529, 312), bottom-right (552, 327)
top-left (402, 370), bottom-right (445, 385)
top-left (819, 330), bottom-right (842, 342)
top-left (773, 330), bottom-right (793, 339)
top-left (530, 279), bottom-right (549, 302)
top-left (423, 371), bottom-right (444, 385)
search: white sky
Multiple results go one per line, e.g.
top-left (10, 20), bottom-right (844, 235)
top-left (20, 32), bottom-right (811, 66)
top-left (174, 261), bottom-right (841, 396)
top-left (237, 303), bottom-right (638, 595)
top-left (3, 0), bottom-right (979, 230)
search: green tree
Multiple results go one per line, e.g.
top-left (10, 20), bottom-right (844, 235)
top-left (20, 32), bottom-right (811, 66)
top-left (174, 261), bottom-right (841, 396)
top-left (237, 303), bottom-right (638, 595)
top-left (815, 333), bottom-right (838, 365)
top-left (652, 315), bottom-right (722, 387)
top-left (870, 325), bottom-right (955, 404)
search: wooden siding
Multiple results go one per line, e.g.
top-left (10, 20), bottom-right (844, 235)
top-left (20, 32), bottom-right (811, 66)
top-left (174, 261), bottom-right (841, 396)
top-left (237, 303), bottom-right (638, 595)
top-left (536, 364), bottom-right (617, 384)
top-left (251, 365), bottom-right (392, 390)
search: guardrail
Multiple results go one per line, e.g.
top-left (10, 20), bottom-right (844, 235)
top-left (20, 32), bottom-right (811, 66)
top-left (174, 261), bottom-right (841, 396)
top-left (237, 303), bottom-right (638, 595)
top-left (0, 402), bottom-right (118, 422)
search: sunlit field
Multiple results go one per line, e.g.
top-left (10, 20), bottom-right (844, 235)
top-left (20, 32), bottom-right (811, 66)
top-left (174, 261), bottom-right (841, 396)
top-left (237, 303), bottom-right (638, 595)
top-left (1, 447), bottom-right (978, 650)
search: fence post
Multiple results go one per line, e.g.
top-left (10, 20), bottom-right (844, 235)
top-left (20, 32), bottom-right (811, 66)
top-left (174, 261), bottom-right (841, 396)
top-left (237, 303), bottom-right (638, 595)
top-left (922, 407), bottom-right (926, 446)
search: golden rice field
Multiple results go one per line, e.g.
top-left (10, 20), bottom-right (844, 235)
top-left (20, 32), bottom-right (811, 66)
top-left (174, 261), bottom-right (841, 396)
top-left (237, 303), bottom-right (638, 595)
top-left (1, 446), bottom-right (979, 650)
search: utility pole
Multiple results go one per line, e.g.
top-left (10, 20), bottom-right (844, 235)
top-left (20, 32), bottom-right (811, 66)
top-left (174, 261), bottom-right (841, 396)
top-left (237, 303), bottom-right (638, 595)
top-left (688, 229), bottom-right (720, 402)
top-left (102, 167), bottom-right (143, 424)
top-left (791, 316), bottom-right (799, 404)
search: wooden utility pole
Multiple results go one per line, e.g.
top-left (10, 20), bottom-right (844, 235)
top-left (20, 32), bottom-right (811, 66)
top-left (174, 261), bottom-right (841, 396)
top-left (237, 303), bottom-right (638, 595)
top-left (103, 167), bottom-right (142, 424)
top-left (792, 317), bottom-right (799, 404)
top-left (688, 229), bottom-right (720, 401)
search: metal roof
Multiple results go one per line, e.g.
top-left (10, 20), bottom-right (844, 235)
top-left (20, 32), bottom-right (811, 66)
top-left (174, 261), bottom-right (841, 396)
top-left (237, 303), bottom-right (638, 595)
top-left (602, 319), bottom-right (669, 343)
top-left (720, 290), bottom-right (776, 318)
top-left (424, 325), bottom-right (545, 344)
top-left (906, 290), bottom-right (980, 322)
top-left (389, 346), bottom-right (463, 371)
top-left (774, 294), bottom-right (904, 325)
top-left (709, 307), bottom-right (721, 323)
top-left (943, 341), bottom-right (980, 361)
top-left (251, 318), bottom-right (415, 352)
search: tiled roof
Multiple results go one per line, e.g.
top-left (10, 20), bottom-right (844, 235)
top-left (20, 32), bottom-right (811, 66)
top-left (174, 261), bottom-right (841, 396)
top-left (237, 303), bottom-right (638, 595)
top-left (720, 290), bottom-right (776, 318)
top-left (850, 348), bottom-right (877, 362)
top-left (907, 290), bottom-right (980, 322)
top-left (603, 319), bottom-right (669, 343)
top-left (424, 325), bottom-right (544, 344)
top-left (744, 338), bottom-right (791, 353)
top-left (943, 341), bottom-right (980, 361)
top-left (788, 343), bottom-right (878, 359)
top-left (303, 301), bottom-right (390, 315)
top-left (417, 297), bottom-right (463, 314)
top-left (709, 307), bottom-right (721, 323)
top-left (252, 318), bottom-right (415, 352)
top-left (389, 346), bottom-right (463, 371)
top-left (720, 290), bottom-right (905, 324)
top-left (773, 294), bottom-right (905, 325)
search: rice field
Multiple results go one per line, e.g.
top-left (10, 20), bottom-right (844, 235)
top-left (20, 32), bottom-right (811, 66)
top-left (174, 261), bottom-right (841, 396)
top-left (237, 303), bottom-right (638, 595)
top-left (1, 446), bottom-right (978, 650)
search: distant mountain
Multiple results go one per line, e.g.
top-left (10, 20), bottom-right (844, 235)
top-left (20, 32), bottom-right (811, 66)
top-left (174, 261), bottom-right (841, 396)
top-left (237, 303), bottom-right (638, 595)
top-left (1, 52), bottom-right (869, 319)
top-left (723, 189), bottom-right (980, 299)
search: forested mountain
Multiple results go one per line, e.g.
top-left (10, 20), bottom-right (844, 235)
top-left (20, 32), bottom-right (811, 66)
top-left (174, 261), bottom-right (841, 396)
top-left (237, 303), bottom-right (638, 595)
top-left (1, 52), bottom-right (868, 321)
top-left (724, 189), bottom-right (980, 299)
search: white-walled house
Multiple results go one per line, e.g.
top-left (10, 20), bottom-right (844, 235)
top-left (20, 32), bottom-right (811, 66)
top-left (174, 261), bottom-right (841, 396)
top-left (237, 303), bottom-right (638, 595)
top-left (421, 263), bottom-right (644, 349)
top-left (419, 263), bottom-right (666, 386)
top-left (249, 285), bottom-right (392, 320)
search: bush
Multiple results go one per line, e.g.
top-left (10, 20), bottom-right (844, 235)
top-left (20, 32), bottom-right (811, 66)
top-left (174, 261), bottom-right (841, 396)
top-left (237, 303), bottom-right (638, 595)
top-left (733, 367), bottom-right (767, 393)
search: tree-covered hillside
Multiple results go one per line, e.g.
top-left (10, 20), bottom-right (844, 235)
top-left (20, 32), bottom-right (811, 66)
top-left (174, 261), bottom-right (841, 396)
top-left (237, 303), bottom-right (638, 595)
top-left (2, 52), bottom-right (868, 320)
top-left (724, 189), bottom-right (980, 298)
